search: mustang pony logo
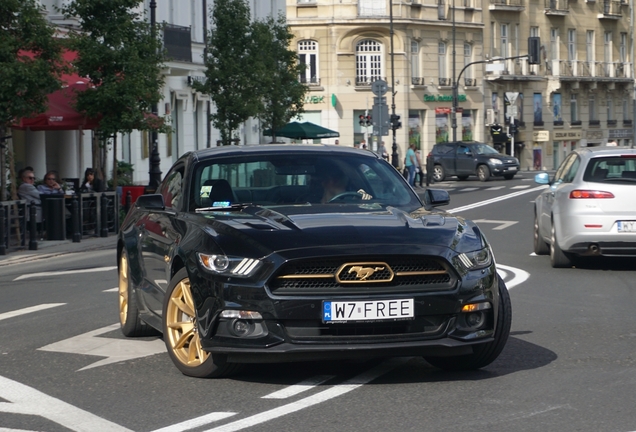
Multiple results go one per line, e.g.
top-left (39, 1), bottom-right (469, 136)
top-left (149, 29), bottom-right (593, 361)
top-left (348, 266), bottom-right (385, 281)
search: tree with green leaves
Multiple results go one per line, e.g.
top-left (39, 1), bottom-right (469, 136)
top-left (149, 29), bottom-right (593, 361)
top-left (194, 0), bottom-right (261, 145)
top-left (0, 0), bottom-right (63, 201)
top-left (251, 15), bottom-right (307, 143)
top-left (61, 0), bottom-right (167, 188)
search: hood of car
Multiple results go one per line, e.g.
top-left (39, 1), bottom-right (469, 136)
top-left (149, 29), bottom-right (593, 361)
top-left (196, 205), bottom-right (485, 259)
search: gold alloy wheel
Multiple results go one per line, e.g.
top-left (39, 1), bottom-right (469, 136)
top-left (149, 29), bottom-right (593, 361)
top-left (118, 254), bottom-right (129, 326)
top-left (165, 278), bottom-right (210, 367)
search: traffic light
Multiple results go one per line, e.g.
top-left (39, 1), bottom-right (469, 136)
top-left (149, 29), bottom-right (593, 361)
top-left (359, 114), bottom-right (365, 126)
top-left (365, 115), bottom-right (372, 126)
top-left (390, 114), bottom-right (402, 130)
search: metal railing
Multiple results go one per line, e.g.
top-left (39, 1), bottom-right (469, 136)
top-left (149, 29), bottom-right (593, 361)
top-left (0, 200), bottom-right (27, 254)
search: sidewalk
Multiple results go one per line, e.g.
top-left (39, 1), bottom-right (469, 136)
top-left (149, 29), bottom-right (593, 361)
top-left (0, 235), bottom-right (117, 267)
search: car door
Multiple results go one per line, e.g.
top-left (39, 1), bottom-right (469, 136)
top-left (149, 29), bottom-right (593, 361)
top-left (437, 143), bottom-right (457, 175)
top-left (539, 153), bottom-right (580, 240)
top-left (455, 144), bottom-right (475, 175)
top-left (140, 164), bottom-right (185, 316)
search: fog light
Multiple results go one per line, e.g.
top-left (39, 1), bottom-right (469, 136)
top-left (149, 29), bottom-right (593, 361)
top-left (230, 320), bottom-right (254, 337)
top-left (466, 312), bottom-right (485, 328)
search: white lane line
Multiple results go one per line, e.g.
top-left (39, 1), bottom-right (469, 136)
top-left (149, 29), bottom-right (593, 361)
top-left (203, 359), bottom-right (406, 432)
top-left (497, 264), bottom-right (530, 289)
top-left (151, 413), bottom-right (237, 432)
top-left (103, 287), bottom-right (118, 293)
top-left (511, 185), bottom-right (530, 189)
top-left (448, 185), bottom-right (547, 214)
top-left (486, 186), bottom-right (505, 190)
top-left (13, 266), bottom-right (117, 281)
top-left (261, 375), bottom-right (336, 399)
top-left (0, 375), bottom-right (132, 432)
top-left (458, 188), bottom-right (479, 192)
top-left (0, 304), bottom-right (66, 322)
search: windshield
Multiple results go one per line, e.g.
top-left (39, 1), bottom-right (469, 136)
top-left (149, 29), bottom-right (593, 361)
top-left (190, 153), bottom-right (420, 211)
top-left (473, 144), bottom-right (499, 155)
top-left (583, 156), bottom-right (636, 183)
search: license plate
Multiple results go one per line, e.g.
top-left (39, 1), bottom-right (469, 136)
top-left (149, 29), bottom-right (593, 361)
top-left (617, 221), bottom-right (636, 232)
top-left (507, 167), bottom-right (518, 171)
top-left (323, 299), bottom-right (414, 323)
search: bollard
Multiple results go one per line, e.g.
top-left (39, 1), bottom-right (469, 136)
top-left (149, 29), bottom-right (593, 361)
top-left (0, 206), bottom-right (5, 256)
top-left (125, 190), bottom-right (132, 214)
top-left (29, 202), bottom-right (38, 250)
top-left (426, 155), bottom-right (433, 186)
top-left (72, 195), bottom-right (81, 242)
top-left (100, 193), bottom-right (109, 237)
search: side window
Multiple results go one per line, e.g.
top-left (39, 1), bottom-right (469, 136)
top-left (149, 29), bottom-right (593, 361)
top-left (158, 166), bottom-right (184, 209)
top-left (457, 145), bottom-right (470, 155)
top-left (554, 153), bottom-right (576, 182)
top-left (555, 154), bottom-right (580, 183)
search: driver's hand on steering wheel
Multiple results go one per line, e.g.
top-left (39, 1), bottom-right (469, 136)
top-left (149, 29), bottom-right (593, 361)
top-left (357, 189), bottom-right (373, 200)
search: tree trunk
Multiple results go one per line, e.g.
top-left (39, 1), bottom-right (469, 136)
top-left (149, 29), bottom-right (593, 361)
top-left (92, 130), bottom-right (103, 184)
top-left (112, 134), bottom-right (118, 189)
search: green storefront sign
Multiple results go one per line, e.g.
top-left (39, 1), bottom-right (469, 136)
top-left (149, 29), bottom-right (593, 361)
top-left (424, 94), bottom-right (467, 102)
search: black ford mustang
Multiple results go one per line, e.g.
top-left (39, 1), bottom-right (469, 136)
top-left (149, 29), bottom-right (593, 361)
top-left (117, 144), bottom-right (511, 378)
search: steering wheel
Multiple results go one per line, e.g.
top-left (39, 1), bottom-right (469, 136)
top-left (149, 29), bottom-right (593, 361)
top-left (328, 191), bottom-right (363, 203)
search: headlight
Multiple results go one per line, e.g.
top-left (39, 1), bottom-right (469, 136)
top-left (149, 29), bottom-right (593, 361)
top-left (488, 158), bottom-right (503, 165)
top-left (197, 253), bottom-right (261, 277)
top-left (457, 247), bottom-right (492, 270)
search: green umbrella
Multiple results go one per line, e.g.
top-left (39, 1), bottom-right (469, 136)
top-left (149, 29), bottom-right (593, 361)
top-left (264, 121), bottom-right (339, 140)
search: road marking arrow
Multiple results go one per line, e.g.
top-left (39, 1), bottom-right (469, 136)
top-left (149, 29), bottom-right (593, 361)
top-left (38, 323), bottom-right (165, 371)
top-left (473, 219), bottom-right (518, 230)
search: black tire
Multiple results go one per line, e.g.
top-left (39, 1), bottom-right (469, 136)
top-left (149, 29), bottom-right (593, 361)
top-left (503, 174), bottom-right (515, 180)
top-left (477, 165), bottom-right (491, 182)
top-left (533, 213), bottom-right (549, 255)
top-left (457, 175), bottom-right (469, 181)
top-left (432, 165), bottom-right (445, 182)
top-left (550, 224), bottom-right (573, 268)
top-left (424, 275), bottom-right (512, 371)
top-left (119, 250), bottom-right (158, 337)
top-left (163, 268), bottom-right (242, 378)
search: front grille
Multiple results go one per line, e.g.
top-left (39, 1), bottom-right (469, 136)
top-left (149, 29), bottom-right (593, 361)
top-left (269, 256), bottom-right (455, 295)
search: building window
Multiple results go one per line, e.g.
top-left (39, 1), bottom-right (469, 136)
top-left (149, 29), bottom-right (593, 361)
top-left (570, 93), bottom-right (578, 123)
top-left (463, 43), bottom-right (472, 80)
top-left (298, 40), bottom-right (319, 84)
top-left (589, 94), bottom-right (597, 121)
top-left (356, 39), bottom-right (383, 85)
top-left (490, 22), bottom-right (495, 58)
top-left (604, 32), bottom-right (612, 76)
top-left (359, 0), bottom-right (386, 16)
top-left (550, 28), bottom-right (559, 61)
top-left (586, 31), bottom-right (594, 63)
top-left (438, 42), bottom-right (447, 82)
top-left (607, 97), bottom-right (614, 123)
top-left (500, 24), bottom-right (509, 59)
top-left (411, 40), bottom-right (420, 81)
top-left (623, 98), bottom-right (630, 121)
top-left (567, 29), bottom-right (576, 61)
top-left (620, 33), bottom-right (627, 63)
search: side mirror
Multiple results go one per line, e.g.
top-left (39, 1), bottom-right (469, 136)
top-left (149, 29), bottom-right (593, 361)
top-left (135, 194), bottom-right (165, 210)
top-left (425, 188), bottom-right (450, 207)
top-left (534, 172), bottom-right (550, 185)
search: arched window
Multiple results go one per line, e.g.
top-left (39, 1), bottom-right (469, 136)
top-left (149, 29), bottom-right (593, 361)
top-left (356, 40), bottom-right (383, 85)
top-left (298, 40), bottom-right (319, 84)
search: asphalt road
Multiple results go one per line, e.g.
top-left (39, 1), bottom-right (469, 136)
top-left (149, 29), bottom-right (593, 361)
top-left (1, 171), bottom-right (635, 432)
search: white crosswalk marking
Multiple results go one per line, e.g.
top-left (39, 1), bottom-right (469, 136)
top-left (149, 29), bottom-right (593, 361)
top-left (459, 188), bottom-right (479, 192)
top-left (487, 186), bottom-right (505, 190)
top-left (262, 375), bottom-right (335, 399)
top-left (0, 303), bottom-right (65, 322)
top-left (511, 185), bottom-right (530, 189)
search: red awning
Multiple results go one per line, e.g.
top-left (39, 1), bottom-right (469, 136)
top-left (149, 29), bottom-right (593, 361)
top-left (13, 50), bottom-right (101, 131)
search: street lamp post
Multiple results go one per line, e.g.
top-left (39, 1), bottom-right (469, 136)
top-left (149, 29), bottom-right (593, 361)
top-left (389, 0), bottom-right (399, 168)
top-left (148, 0), bottom-right (162, 189)
top-left (451, 0), bottom-right (458, 143)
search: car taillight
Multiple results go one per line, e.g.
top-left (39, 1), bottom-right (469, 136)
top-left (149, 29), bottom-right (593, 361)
top-left (569, 190), bottom-right (615, 199)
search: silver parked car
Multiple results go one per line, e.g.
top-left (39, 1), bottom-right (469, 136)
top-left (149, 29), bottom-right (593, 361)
top-left (534, 146), bottom-right (636, 268)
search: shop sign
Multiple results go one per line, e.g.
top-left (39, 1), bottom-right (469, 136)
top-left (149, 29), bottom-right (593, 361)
top-left (532, 131), bottom-right (549, 142)
top-left (304, 95), bottom-right (325, 104)
top-left (424, 94), bottom-right (467, 102)
top-left (554, 130), bottom-right (582, 140)
top-left (586, 130), bottom-right (603, 140)
top-left (609, 128), bottom-right (633, 138)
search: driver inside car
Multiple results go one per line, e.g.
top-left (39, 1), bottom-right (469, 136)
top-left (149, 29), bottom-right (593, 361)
top-left (319, 165), bottom-right (372, 203)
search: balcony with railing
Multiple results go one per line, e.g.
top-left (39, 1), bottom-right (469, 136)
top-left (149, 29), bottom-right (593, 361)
top-left (412, 77), bottom-right (427, 87)
top-left (544, 0), bottom-right (569, 15)
top-left (549, 60), bottom-right (632, 79)
top-left (355, 76), bottom-right (387, 87)
top-left (598, 0), bottom-right (622, 18)
top-left (489, 0), bottom-right (525, 11)
top-left (439, 77), bottom-right (452, 86)
top-left (464, 78), bottom-right (477, 86)
top-left (300, 76), bottom-right (321, 86)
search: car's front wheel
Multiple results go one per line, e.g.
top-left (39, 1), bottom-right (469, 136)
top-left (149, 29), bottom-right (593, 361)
top-left (550, 224), bottom-right (573, 268)
top-left (424, 275), bottom-right (511, 371)
top-left (163, 268), bottom-right (242, 378)
top-left (477, 165), bottom-right (491, 182)
top-left (432, 165), bottom-right (445, 182)
top-left (533, 214), bottom-right (549, 255)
